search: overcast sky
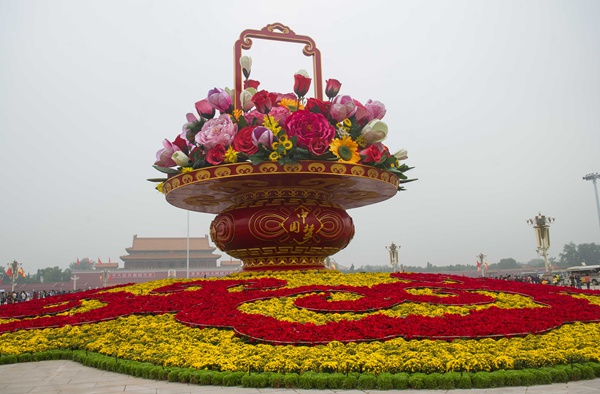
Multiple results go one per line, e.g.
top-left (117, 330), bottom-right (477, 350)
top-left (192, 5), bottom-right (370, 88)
top-left (1, 0), bottom-right (599, 273)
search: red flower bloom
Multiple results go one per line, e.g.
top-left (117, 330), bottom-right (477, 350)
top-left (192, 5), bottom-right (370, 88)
top-left (283, 110), bottom-right (336, 149)
top-left (306, 98), bottom-right (331, 115)
top-left (206, 144), bottom-right (226, 165)
top-left (243, 79), bottom-right (260, 90)
top-left (293, 73), bottom-right (311, 98)
top-left (325, 78), bottom-right (342, 99)
top-left (251, 90), bottom-right (272, 114)
top-left (232, 126), bottom-right (259, 155)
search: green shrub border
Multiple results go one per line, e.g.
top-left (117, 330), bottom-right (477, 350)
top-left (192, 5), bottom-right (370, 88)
top-left (2, 351), bottom-right (600, 390)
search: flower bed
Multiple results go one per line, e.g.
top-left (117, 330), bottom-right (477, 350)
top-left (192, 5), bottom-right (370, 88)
top-left (1, 271), bottom-right (600, 384)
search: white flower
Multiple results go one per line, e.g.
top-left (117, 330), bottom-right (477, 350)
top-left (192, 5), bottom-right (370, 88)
top-left (240, 56), bottom-right (252, 78)
top-left (393, 149), bottom-right (408, 161)
top-left (171, 151), bottom-right (191, 166)
top-left (361, 119), bottom-right (388, 144)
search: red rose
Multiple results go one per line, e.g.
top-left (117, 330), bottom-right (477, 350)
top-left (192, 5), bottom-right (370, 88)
top-left (325, 78), bottom-right (342, 99)
top-left (206, 144), bottom-right (226, 165)
top-left (293, 73), bottom-right (311, 97)
top-left (360, 144), bottom-right (385, 164)
top-left (308, 137), bottom-right (329, 156)
top-left (232, 126), bottom-right (258, 155)
top-left (251, 90), bottom-right (272, 114)
top-left (306, 98), bottom-right (331, 115)
top-left (283, 110), bottom-right (336, 149)
top-left (243, 79), bottom-right (260, 90)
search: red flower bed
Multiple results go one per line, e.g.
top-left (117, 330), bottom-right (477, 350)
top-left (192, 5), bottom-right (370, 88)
top-left (1, 273), bottom-right (600, 345)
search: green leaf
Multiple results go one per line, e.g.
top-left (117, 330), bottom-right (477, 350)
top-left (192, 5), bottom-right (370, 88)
top-left (147, 178), bottom-right (168, 182)
top-left (152, 165), bottom-right (179, 174)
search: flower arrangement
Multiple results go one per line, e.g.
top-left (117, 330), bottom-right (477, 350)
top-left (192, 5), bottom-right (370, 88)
top-left (2, 271), bottom-right (600, 380)
top-left (150, 56), bottom-right (413, 191)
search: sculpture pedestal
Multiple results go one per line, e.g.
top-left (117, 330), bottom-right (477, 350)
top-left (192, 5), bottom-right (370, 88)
top-left (163, 161), bottom-right (399, 271)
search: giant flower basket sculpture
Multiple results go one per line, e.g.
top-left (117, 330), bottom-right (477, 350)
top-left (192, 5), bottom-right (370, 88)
top-left (151, 24), bottom-right (415, 271)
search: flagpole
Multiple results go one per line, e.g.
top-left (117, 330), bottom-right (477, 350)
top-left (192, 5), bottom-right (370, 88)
top-left (186, 210), bottom-right (190, 279)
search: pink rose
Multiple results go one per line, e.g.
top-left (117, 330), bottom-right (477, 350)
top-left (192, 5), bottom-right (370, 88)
top-left (283, 110), bottom-right (335, 148)
top-left (195, 114), bottom-right (237, 151)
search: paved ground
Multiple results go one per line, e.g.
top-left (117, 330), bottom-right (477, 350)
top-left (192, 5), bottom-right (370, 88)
top-left (1, 360), bottom-right (600, 393)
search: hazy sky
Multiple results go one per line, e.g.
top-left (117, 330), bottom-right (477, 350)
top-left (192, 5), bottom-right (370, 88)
top-left (1, 0), bottom-right (599, 273)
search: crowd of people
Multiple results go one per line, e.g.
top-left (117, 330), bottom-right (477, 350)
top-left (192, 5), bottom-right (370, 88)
top-left (0, 289), bottom-right (82, 305)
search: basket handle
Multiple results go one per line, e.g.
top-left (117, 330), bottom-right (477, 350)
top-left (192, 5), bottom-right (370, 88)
top-left (233, 23), bottom-right (323, 109)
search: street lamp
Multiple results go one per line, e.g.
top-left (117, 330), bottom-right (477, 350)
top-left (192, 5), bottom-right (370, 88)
top-left (526, 212), bottom-right (555, 275)
top-left (5, 260), bottom-right (22, 292)
top-left (583, 173), bottom-right (600, 234)
top-left (476, 253), bottom-right (488, 277)
top-left (100, 268), bottom-right (110, 288)
top-left (386, 242), bottom-right (400, 272)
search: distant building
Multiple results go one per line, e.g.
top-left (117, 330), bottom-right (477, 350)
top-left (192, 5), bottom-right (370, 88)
top-left (120, 235), bottom-right (221, 270)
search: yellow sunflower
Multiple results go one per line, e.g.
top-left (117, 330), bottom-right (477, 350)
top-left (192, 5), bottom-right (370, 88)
top-left (329, 136), bottom-right (361, 163)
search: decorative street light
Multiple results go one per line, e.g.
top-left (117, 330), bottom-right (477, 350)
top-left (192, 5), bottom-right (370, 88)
top-left (71, 274), bottom-right (80, 291)
top-left (6, 260), bottom-right (22, 292)
top-left (583, 173), bottom-right (600, 234)
top-left (526, 212), bottom-right (555, 274)
top-left (100, 268), bottom-right (110, 288)
top-left (386, 242), bottom-right (400, 272)
top-left (476, 253), bottom-right (488, 277)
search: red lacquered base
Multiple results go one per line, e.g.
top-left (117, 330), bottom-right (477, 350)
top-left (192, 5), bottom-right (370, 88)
top-left (163, 161), bottom-right (398, 271)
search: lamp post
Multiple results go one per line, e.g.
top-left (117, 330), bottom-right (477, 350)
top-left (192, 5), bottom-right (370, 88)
top-left (6, 260), bottom-right (22, 292)
top-left (526, 212), bottom-right (555, 275)
top-left (476, 253), bottom-right (487, 277)
top-left (386, 242), bottom-right (400, 272)
top-left (100, 268), bottom-right (110, 288)
top-left (583, 173), bottom-right (600, 234)
top-left (71, 274), bottom-right (80, 291)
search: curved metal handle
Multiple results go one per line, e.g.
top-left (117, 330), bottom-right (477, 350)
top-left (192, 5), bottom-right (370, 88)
top-left (233, 23), bottom-right (323, 109)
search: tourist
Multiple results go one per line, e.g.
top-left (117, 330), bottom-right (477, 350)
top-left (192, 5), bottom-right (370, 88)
top-left (585, 274), bottom-right (591, 290)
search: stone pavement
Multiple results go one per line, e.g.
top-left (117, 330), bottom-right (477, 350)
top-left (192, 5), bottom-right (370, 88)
top-left (1, 360), bottom-right (600, 394)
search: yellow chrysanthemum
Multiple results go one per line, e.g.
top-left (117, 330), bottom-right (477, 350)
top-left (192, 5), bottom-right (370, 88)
top-left (156, 183), bottom-right (165, 194)
top-left (329, 136), bottom-right (361, 163)
top-left (224, 146), bottom-right (238, 163)
top-left (180, 167), bottom-right (193, 173)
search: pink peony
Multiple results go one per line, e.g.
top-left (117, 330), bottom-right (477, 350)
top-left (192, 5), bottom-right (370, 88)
top-left (195, 114), bottom-right (237, 151)
top-left (283, 110), bottom-right (336, 148)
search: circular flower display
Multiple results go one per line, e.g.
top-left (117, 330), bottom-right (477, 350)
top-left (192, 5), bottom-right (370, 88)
top-left (2, 271), bottom-right (600, 375)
